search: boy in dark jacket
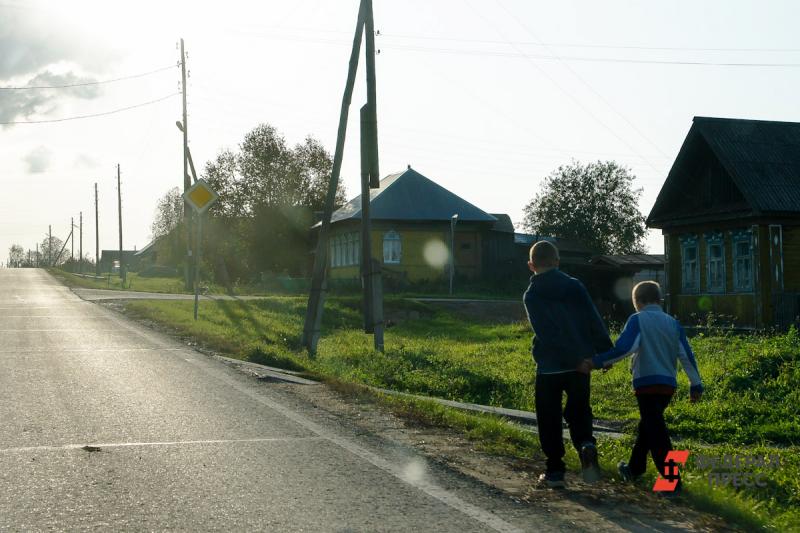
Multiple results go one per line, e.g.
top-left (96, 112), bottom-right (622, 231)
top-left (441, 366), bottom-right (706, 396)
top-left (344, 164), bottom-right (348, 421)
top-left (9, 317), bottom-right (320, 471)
top-left (523, 241), bottom-right (612, 487)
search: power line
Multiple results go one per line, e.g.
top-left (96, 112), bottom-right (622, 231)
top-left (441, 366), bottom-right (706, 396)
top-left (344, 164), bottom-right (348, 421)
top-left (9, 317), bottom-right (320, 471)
top-left (494, 0), bottom-right (668, 160)
top-left (377, 31), bottom-right (800, 54)
top-left (462, 0), bottom-right (665, 178)
top-left (0, 64), bottom-right (178, 90)
top-left (231, 30), bottom-right (800, 68)
top-left (0, 93), bottom-right (179, 125)
top-left (236, 24), bottom-right (800, 54)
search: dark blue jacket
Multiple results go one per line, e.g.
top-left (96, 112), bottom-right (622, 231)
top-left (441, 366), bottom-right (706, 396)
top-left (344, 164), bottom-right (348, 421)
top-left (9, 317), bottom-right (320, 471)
top-left (523, 269), bottom-right (612, 373)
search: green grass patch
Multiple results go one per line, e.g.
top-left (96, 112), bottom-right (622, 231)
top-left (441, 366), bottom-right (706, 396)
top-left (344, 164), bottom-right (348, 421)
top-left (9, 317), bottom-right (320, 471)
top-left (52, 269), bottom-right (231, 294)
top-left (120, 296), bottom-right (799, 530)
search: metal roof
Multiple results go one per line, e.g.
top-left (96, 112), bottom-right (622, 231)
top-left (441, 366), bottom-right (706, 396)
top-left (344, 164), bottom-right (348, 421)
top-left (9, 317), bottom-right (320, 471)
top-left (695, 117), bottom-right (800, 213)
top-left (648, 116), bottom-right (800, 226)
top-left (591, 254), bottom-right (665, 267)
top-left (325, 168), bottom-right (498, 225)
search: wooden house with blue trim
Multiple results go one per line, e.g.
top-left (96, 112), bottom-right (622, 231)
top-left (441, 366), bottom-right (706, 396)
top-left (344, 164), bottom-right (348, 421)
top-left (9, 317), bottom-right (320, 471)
top-left (647, 117), bottom-right (800, 329)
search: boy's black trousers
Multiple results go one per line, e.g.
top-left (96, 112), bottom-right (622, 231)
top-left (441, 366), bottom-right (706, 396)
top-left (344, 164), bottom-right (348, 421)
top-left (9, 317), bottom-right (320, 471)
top-left (535, 371), bottom-right (595, 474)
top-left (629, 393), bottom-right (674, 478)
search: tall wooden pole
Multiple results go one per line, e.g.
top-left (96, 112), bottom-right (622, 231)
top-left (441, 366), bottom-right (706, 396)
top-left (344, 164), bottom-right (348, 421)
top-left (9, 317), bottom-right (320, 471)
top-left (71, 217), bottom-right (74, 263)
top-left (180, 38), bottom-right (193, 291)
top-left (95, 183), bottom-right (99, 275)
top-left (48, 225), bottom-right (52, 267)
top-left (302, 0), bottom-right (368, 355)
top-left (117, 164), bottom-right (126, 285)
top-left (79, 211), bottom-right (83, 275)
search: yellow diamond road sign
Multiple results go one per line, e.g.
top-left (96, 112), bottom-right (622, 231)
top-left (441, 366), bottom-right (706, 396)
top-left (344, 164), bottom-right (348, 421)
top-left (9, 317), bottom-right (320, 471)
top-left (183, 179), bottom-right (218, 214)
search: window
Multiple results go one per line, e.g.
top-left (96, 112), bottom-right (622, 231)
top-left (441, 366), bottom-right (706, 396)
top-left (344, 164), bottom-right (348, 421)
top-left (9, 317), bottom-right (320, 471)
top-left (329, 233), bottom-right (359, 268)
top-left (732, 230), bottom-right (753, 292)
top-left (383, 231), bottom-right (401, 264)
top-left (705, 233), bottom-right (725, 293)
top-left (680, 235), bottom-right (699, 292)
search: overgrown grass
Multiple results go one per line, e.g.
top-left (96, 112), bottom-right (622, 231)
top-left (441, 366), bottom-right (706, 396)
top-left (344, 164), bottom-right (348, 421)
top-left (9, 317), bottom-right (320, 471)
top-left (52, 269), bottom-right (225, 294)
top-left (120, 296), bottom-right (799, 530)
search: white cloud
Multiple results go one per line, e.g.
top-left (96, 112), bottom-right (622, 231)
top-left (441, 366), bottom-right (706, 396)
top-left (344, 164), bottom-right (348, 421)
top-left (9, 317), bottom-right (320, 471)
top-left (23, 146), bottom-right (53, 174)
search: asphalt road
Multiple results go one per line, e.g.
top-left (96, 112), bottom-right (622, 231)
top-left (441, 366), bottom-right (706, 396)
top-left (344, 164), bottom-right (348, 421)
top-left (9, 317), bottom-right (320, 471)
top-left (0, 269), bottom-right (552, 532)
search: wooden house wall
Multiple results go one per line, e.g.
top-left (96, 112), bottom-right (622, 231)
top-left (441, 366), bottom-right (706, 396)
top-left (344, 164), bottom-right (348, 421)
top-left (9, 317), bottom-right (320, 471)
top-left (327, 222), bottom-right (487, 283)
top-left (783, 225), bottom-right (800, 291)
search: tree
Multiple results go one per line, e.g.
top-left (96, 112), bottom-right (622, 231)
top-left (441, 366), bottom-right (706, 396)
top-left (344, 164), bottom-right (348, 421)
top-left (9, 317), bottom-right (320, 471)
top-left (39, 236), bottom-right (65, 266)
top-left (201, 123), bottom-right (346, 217)
top-left (522, 160), bottom-right (647, 254)
top-left (150, 187), bottom-right (184, 240)
top-left (8, 244), bottom-right (24, 267)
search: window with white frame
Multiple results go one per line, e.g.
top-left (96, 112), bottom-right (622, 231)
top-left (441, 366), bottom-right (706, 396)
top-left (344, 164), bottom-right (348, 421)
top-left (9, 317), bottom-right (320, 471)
top-left (383, 231), bottom-right (401, 264)
top-left (705, 233), bottom-right (725, 293)
top-left (329, 232), bottom-right (359, 268)
top-left (732, 230), bottom-right (753, 292)
top-left (680, 235), bottom-right (699, 292)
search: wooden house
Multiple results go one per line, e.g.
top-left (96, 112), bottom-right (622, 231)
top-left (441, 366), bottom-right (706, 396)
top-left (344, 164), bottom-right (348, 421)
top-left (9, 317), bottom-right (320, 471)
top-left (647, 117), bottom-right (800, 329)
top-left (316, 167), bottom-right (516, 286)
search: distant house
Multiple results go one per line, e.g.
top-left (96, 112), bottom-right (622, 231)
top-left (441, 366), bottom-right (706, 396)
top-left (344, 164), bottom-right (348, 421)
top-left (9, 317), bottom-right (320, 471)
top-left (647, 116), bottom-right (800, 329)
top-left (99, 249), bottom-right (139, 273)
top-left (589, 254), bottom-right (666, 319)
top-left (316, 167), bottom-right (516, 285)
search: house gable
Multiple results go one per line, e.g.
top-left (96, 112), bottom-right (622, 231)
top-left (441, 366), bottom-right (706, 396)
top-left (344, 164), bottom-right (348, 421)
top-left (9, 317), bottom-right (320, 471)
top-left (647, 125), bottom-right (751, 228)
top-left (648, 116), bottom-right (800, 229)
top-left (326, 168), bottom-right (497, 225)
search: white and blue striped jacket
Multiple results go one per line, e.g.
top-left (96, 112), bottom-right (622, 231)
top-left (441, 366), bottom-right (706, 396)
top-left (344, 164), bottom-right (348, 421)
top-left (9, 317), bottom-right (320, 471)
top-left (592, 304), bottom-right (703, 393)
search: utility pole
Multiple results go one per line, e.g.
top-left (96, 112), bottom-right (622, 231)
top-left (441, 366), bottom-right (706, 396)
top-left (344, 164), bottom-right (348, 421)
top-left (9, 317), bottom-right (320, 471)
top-left (95, 183), bottom-right (100, 275)
top-left (71, 216), bottom-right (74, 263)
top-left (302, 0), bottom-right (384, 354)
top-left (180, 37), bottom-right (193, 291)
top-left (117, 164), bottom-right (126, 285)
top-left (48, 225), bottom-right (52, 267)
top-left (79, 211), bottom-right (83, 275)
top-left (36, 243), bottom-right (38, 268)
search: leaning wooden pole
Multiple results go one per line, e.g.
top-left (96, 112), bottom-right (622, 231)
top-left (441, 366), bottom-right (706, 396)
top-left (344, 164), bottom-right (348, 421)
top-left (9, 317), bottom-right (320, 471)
top-left (302, 0), bottom-right (368, 355)
top-left (363, 0), bottom-right (384, 351)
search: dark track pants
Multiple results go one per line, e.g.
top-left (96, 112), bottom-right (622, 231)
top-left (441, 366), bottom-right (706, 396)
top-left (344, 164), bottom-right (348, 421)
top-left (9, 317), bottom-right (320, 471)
top-left (629, 393), bottom-right (674, 478)
top-left (535, 371), bottom-right (595, 474)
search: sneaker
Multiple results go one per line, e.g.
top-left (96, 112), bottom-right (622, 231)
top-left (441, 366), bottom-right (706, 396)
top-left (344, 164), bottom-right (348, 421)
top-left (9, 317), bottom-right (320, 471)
top-left (538, 471), bottom-right (566, 489)
top-left (618, 461), bottom-right (635, 482)
top-left (580, 443), bottom-right (601, 483)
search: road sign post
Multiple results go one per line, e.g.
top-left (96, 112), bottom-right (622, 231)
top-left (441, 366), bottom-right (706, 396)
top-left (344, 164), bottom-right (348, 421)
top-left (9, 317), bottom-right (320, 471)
top-left (182, 179), bottom-right (218, 320)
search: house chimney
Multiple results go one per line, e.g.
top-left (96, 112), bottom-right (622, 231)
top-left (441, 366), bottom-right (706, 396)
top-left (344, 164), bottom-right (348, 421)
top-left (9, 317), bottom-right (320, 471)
top-left (407, 164), bottom-right (411, 170)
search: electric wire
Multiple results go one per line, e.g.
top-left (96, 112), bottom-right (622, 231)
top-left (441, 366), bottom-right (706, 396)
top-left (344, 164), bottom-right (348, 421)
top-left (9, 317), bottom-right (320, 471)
top-left (0, 64), bottom-right (178, 90)
top-left (0, 93), bottom-right (180, 125)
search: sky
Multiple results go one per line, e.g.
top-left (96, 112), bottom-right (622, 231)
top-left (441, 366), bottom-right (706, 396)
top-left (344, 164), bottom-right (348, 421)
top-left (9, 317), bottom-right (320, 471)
top-left (2, 0), bottom-right (800, 262)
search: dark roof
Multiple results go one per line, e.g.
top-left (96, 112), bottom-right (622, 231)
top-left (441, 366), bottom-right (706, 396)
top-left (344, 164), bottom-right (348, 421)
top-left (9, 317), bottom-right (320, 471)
top-left (513, 233), bottom-right (595, 255)
top-left (591, 254), bottom-right (665, 267)
top-left (648, 116), bottom-right (800, 226)
top-left (322, 168), bottom-right (497, 226)
top-left (489, 213), bottom-right (515, 233)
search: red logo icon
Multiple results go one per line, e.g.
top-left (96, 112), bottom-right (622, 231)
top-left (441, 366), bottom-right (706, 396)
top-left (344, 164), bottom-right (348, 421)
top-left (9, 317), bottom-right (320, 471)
top-left (653, 450), bottom-right (689, 492)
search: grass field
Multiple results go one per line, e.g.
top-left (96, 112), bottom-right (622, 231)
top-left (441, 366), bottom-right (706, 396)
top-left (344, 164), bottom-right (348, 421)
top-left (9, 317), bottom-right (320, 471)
top-left (51, 270), bottom-right (226, 294)
top-left (121, 296), bottom-right (799, 530)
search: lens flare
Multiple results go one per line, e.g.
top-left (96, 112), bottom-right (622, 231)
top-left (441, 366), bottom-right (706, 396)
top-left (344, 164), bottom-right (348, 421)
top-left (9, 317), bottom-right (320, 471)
top-left (423, 239), bottom-right (449, 268)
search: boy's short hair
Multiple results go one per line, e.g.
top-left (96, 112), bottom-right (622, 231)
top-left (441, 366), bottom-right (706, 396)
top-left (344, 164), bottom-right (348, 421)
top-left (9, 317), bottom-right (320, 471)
top-left (632, 281), bottom-right (662, 306)
top-left (529, 240), bottom-right (560, 265)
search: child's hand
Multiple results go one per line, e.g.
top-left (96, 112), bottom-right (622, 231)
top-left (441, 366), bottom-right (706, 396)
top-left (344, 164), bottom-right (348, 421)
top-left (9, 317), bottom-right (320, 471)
top-left (690, 390), bottom-right (703, 403)
top-left (576, 359), bottom-right (594, 374)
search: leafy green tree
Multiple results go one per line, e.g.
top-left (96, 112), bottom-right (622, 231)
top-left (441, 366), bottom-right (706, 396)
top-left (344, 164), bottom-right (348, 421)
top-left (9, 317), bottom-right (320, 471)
top-left (8, 244), bottom-right (24, 267)
top-left (150, 187), bottom-right (184, 240)
top-left (523, 160), bottom-right (647, 254)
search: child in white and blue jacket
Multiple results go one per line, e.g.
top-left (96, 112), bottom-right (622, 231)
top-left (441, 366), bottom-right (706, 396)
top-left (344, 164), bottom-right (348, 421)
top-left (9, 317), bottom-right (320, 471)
top-left (583, 281), bottom-right (703, 486)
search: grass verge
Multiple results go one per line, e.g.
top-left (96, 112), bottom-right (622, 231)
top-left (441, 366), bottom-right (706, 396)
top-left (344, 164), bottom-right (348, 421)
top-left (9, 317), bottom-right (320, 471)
top-left (118, 296), bottom-right (798, 530)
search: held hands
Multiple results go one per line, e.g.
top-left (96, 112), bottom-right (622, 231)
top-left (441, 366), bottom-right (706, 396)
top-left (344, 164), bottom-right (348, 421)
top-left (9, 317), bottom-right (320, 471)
top-left (576, 359), bottom-right (594, 375)
top-left (576, 358), bottom-right (612, 374)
